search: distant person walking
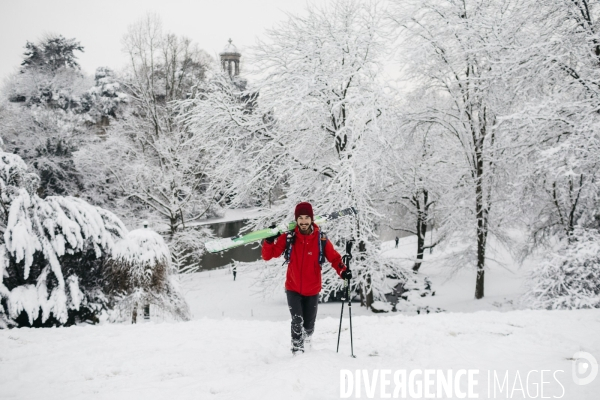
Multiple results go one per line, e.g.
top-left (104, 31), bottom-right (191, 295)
top-left (232, 265), bottom-right (237, 281)
top-left (395, 236), bottom-right (399, 248)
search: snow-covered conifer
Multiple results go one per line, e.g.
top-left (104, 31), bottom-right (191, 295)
top-left (81, 67), bottom-right (128, 127)
top-left (106, 228), bottom-right (190, 322)
top-left (0, 147), bottom-right (128, 327)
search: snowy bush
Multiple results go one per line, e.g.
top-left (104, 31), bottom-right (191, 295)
top-left (106, 229), bottom-right (190, 322)
top-left (169, 226), bottom-right (213, 274)
top-left (0, 148), bottom-right (128, 328)
top-left (317, 253), bottom-right (422, 306)
top-left (523, 228), bottom-right (600, 310)
top-left (370, 270), bottom-right (441, 314)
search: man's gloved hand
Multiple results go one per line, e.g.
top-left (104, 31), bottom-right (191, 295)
top-left (264, 224), bottom-right (279, 244)
top-left (341, 269), bottom-right (353, 280)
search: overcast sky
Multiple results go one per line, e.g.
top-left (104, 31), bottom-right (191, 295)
top-left (0, 0), bottom-right (315, 80)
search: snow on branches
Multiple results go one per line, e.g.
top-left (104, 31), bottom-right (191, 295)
top-left (0, 147), bottom-right (190, 327)
top-left (112, 228), bottom-right (171, 267)
top-left (0, 148), bottom-right (128, 327)
top-left (524, 228), bottom-right (600, 310)
top-left (106, 228), bottom-right (190, 322)
top-left (181, 1), bottom-right (411, 309)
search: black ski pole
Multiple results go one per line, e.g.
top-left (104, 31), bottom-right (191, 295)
top-left (347, 279), bottom-right (355, 357)
top-left (345, 241), bottom-right (356, 358)
top-left (336, 279), bottom-right (346, 353)
top-left (337, 240), bottom-right (356, 357)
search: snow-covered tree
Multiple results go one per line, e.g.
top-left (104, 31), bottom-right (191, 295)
top-left (20, 34), bottom-right (84, 72)
top-left (523, 228), bottom-right (600, 310)
top-left (8, 34), bottom-right (88, 110)
top-left (106, 228), bottom-right (190, 322)
top-left (182, 0), bottom-right (410, 309)
top-left (0, 95), bottom-right (88, 198)
top-left (0, 147), bottom-right (128, 328)
top-left (0, 35), bottom-right (95, 198)
top-left (376, 105), bottom-right (452, 272)
top-left (81, 67), bottom-right (128, 129)
top-left (497, 0), bottom-right (600, 254)
top-left (392, 0), bottom-right (532, 298)
top-left (75, 14), bottom-right (216, 233)
top-left (75, 119), bottom-right (218, 234)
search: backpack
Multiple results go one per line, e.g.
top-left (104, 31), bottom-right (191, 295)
top-left (283, 229), bottom-right (327, 267)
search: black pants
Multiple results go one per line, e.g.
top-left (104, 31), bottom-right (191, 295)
top-left (286, 290), bottom-right (319, 350)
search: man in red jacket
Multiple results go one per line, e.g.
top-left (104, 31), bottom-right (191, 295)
top-left (262, 202), bottom-right (351, 354)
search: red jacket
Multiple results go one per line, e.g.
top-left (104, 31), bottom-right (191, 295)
top-left (261, 224), bottom-right (346, 296)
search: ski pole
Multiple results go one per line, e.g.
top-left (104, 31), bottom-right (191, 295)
top-left (347, 275), bottom-right (355, 358)
top-left (345, 239), bottom-right (355, 358)
top-left (336, 279), bottom-right (346, 353)
top-left (337, 240), bottom-right (356, 357)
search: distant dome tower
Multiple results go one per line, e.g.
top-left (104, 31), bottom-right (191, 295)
top-left (220, 39), bottom-right (241, 78)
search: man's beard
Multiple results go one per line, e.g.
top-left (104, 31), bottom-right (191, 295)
top-left (299, 224), bottom-right (311, 234)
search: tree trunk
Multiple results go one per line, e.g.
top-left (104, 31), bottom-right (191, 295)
top-left (132, 304), bottom-right (138, 324)
top-left (413, 190), bottom-right (429, 272)
top-left (413, 223), bottom-right (427, 272)
top-left (365, 275), bottom-right (374, 309)
top-left (169, 213), bottom-right (178, 235)
top-left (356, 240), bottom-right (374, 309)
top-left (474, 143), bottom-right (487, 299)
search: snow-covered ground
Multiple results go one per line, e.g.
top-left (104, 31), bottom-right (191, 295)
top-left (185, 231), bottom-right (535, 320)
top-left (1, 237), bottom-right (599, 399)
top-left (379, 232), bottom-right (536, 314)
top-left (2, 304), bottom-right (598, 399)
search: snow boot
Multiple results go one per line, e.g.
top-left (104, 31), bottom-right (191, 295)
top-left (304, 334), bottom-right (312, 352)
top-left (292, 347), bottom-right (304, 356)
top-left (291, 341), bottom-right (304, 355)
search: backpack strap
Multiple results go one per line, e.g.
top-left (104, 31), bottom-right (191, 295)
top-left (283, 230), bottom-right (296, 264)
top-left (318, 231), bottom-right (327, 266)
top-left (283, 229), bottom-right (326, 266)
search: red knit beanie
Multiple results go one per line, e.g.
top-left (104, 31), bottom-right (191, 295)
top-left (294, 202), bottom-right (314, 220)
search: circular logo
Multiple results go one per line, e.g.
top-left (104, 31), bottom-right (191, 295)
top-left (572, 352), bottom-right (599, 386)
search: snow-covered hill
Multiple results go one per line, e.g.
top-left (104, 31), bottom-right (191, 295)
top-left (1, 308), bottom-right (598, 399)
top-left (1, 238), bottom-right (599, 399)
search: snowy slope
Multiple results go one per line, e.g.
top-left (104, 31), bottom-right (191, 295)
top-left (1, 309), bottom-right (598, 399)
top-left (1, 237), bottom-right (599, 399)
top-left (379, 233), bottom-right (537, 313)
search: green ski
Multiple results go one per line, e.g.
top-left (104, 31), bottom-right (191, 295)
top-left (204, 207), bottom-right (357, 253)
